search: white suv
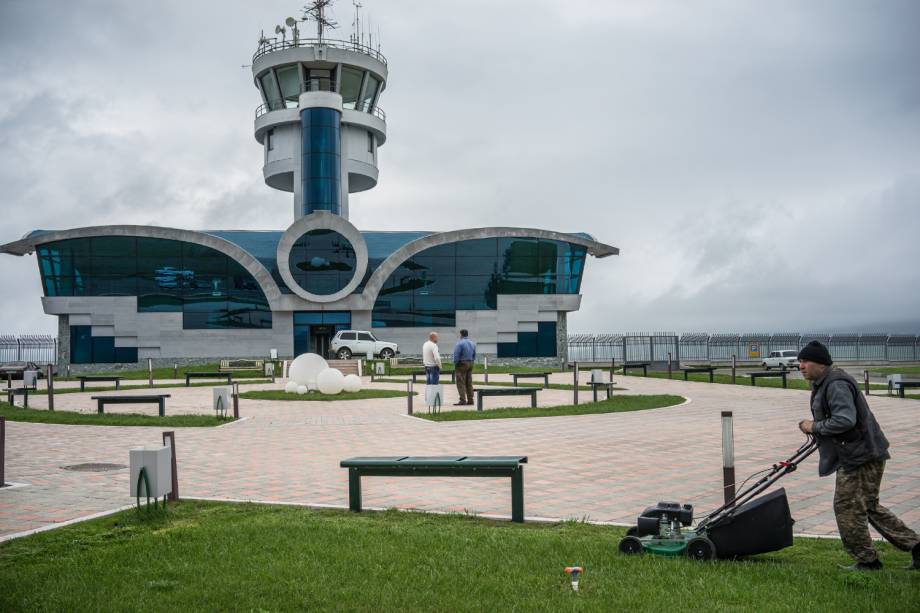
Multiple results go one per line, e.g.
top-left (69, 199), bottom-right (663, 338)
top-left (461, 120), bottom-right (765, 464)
top-left (762, 350), bottom-right (799, 370)
top-left (330, 330), bottom-right (398, 360)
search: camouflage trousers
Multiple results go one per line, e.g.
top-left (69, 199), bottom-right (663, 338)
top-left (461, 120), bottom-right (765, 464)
top-left (834, 460), bottom-right (920, 563)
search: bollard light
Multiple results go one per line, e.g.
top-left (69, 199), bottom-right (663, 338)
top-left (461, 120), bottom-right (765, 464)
top-left (407, 379), bottom-right (413, 415)
top-left (721, 411), bottom-right (735, 505)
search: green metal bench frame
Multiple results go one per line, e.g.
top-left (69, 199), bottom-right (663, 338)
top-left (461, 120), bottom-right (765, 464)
top-left (622, 362), bottom-right (651, 376)
top-left (92, 394), bottom-right (171, 416)
top-left (681, 366), bottom-right (716, 382)
top-left (475, 387), bottom-right (540, 411)
top-left (410, 369), bottom-right (456, 383)
top-left (79, 375), bottom-right (123, 391)
top-left (185, 372), bottom-right (232, 386)
top-left (748, 371), bottom-right (788, 388)
top-left (340, 455), bottom-right (528, 522)
top-left (511, 372), bottom-right (551, 387)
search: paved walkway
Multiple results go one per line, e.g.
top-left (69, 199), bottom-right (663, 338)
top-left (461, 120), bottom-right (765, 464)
top-left (2, 373), bottom-right (919, 540)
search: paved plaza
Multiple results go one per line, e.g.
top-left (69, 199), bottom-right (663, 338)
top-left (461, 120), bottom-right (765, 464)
top-left (2, 373), bottom-right (919, 541)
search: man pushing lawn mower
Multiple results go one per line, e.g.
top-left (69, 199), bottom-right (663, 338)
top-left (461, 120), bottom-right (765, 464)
top-left (796, 341), bottom-right (920, 572)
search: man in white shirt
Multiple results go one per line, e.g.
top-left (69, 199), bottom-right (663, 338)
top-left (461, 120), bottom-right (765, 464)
top-left (422, 331), bottom-right (442, 385)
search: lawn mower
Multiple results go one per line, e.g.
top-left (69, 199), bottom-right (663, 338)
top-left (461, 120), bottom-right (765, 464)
top-left (618, 434), bottom-right (818, 560)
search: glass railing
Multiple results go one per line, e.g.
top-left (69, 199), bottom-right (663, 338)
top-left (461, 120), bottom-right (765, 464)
top-left (255, 94), bottom-right (386, 121)
top-left (253, 37), bottom-right (387, 65)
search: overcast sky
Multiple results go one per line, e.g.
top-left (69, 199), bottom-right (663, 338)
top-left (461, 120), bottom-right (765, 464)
top-left (1, 0), bottom-right (918, 336)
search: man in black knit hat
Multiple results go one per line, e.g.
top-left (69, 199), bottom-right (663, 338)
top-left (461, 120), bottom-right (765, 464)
top-left (797, 340), bottom-right (920, 571)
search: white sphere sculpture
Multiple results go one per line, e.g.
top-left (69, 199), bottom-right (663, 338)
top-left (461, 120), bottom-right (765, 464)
top-left (289, 353), bottom-right (329, 389)
top-left (317, 368), bottom-right (346, 395)
top-left (284, 381), bottom-right (299, 394)
top-left (343, 374), bottom-right (362, 393)
top-left (296, 385), bottom-right (308, 395)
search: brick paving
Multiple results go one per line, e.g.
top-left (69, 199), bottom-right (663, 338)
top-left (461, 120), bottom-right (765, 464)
top-left (2, 373), bottom-right (918, 540)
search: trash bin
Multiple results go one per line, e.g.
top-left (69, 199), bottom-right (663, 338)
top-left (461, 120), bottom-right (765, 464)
top-left (129, 445), bottom-right (172, 498)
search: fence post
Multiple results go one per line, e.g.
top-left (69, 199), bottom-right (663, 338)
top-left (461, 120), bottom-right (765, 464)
top-left (864, 370), bottom-right (870, 396)
top-left (731, 354), bottom-right (737, 385)
top-left (407, 380), bottom-right (413, 415)
top-left (573, 362), bottom-right (579, 406)
top-left (46, 364), bottom-right (54, 412)
top-left (1, 416), bottom-right (5, 488)
top-left (721, 411), bottom-right (735, 505)
top-left (162, 431), bottom-right (179, 502)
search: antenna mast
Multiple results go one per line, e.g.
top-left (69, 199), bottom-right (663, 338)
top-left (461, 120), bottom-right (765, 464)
top-left (303, 0), bottom-right (338, 42)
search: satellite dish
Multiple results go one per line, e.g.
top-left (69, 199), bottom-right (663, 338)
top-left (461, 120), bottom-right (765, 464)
top-left (275, 25), bottom-right (285, 35)
top-left (285, 17), bottom-right (297, 27)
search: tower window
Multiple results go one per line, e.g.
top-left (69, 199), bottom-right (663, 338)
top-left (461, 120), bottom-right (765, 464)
top-left (267, 129), bottom-right (274, 151)
top-left (367, 131), bottom-right (374, 154)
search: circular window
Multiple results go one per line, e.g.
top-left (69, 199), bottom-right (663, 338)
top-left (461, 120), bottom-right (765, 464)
top-left (287, 229), bottom-right (357, 295)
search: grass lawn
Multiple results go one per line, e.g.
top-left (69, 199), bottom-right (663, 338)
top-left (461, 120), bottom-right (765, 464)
top-left (420, 395), bottom-right (685, 421)
top-left (57, 363), bottom-right (269, 381)
top-left (624, 370), bottom-right (888, 393)
top-left (0, 501), bottom-right (915, 612)
top-left (373, 377), bottom-right (624, 392)
top-left (52, 379), bottom-right (271, 395)
top-left (0, 402), bottom-right (231, 427)
top-left (868, 365), bottom-right (920, 376)
top-left (240, 389), bottom-right (415, 401)
top-left (388, 363), bottom-right (562, 375)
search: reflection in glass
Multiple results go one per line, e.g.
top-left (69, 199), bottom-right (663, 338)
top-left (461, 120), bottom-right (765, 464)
top-left (289, 229), bottom-right (356, 295)
top-left (340, 66), bottom-right (363, 110)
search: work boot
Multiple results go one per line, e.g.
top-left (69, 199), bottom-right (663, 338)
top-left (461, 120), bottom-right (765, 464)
top-left (904, 542), bottom-right (920, 570)
top-left (838, 559), bottom-right (883, 572)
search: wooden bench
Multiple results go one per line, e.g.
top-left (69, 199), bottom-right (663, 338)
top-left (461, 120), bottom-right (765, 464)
top-left (92, 394), bottom-right (171, 416)
top-left (511, 372), bottom-right (551, 387)
top-left (185, 372), bottom-right (232, 386)
top-left (410, 369), bottom-right (455, 383)
top-left (748, 371), bottom-right (788, 388)
top-left (589, 381), bottom-right (615, 402)
top-left (78, 375), bottom-right (123, 391)
top-left (5, 387), bottom-right (35, 409)
top-left (622, 362), bottom-right (651, 376)
top-left (681, 366), bottom-right (717, 382)
top-left (340, 455), bottom-right (528, 523)
top-left (475, 387), bottom-right (540, 411)
top-left (219, 359), bottom-right (263, 372)
top-left (892, 380), bottom-right (920, 398)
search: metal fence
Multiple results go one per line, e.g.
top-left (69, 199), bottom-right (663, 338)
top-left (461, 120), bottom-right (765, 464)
top-left (567, 332), bottom-right (920, 363)
top-left (0, 335), bottom-right (58, 364)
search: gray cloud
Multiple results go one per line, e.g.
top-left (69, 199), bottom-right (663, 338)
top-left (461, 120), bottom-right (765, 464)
top-left (1, 0), bottom-right (918, 335)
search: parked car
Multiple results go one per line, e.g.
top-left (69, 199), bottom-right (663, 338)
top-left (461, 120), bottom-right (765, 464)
top-left (762, 350), bottom-right (799, 370)
top-left (330, 330), bottom-right (398, 360)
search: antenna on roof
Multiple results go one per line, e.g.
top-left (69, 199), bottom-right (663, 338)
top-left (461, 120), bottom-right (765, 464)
top-left (303, 0), bottom-right (338, 43)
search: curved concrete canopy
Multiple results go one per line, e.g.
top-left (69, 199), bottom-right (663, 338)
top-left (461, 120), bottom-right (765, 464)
top-left (276, 212), bottom-right (369, 303)
top-left (0, 225), bottom-right (284, 305)
top-left (359, 227), bottom-right (619, 304)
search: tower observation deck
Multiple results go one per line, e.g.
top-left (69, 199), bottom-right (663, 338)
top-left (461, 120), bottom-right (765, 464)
top-left (252, 29), bottom-right (387, 221)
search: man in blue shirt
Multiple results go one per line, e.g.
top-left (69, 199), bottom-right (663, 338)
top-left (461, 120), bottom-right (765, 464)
top-left (452, 329), bottom-right (476, 405)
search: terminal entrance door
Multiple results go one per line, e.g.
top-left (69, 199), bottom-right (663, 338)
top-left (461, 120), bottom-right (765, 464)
top-left (293, 311), bottom-right (350, 358)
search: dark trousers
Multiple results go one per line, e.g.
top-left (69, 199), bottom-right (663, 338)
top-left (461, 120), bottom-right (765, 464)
top-left (455, 360), bottom-right (474, 403)
top-left (425, 366), bottom-right (440, 385)
top-left (834, 459), bottom-right (920, 562)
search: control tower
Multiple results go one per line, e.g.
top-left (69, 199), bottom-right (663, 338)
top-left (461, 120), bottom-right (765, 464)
top-left (252, 4), bottom-right (387, 221)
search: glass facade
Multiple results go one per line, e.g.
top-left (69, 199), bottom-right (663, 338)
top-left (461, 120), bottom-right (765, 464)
top-left (372, 238), bottom-right (587, 327)
top-left (288, 229), bottom-right (356, 295)
top-left (497, 322), bottom-right (557, 358)
top-left (275, 65), bottom-right (300, 108)
top-left (301, 107), bottom-right (341, 215)
top-left (36, 237), bottom-right (272, 330)
top-left (70, 325), bottom-right (139, 364)
top-left (340, 66), bottom-right (363, 110)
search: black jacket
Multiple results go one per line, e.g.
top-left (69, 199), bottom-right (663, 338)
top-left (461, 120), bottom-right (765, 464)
top-left (809, 367), bottom-right (890, 476)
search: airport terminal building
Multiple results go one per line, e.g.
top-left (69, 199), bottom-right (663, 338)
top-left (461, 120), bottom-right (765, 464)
top-left (1, 9), bottom-right (617, 369)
